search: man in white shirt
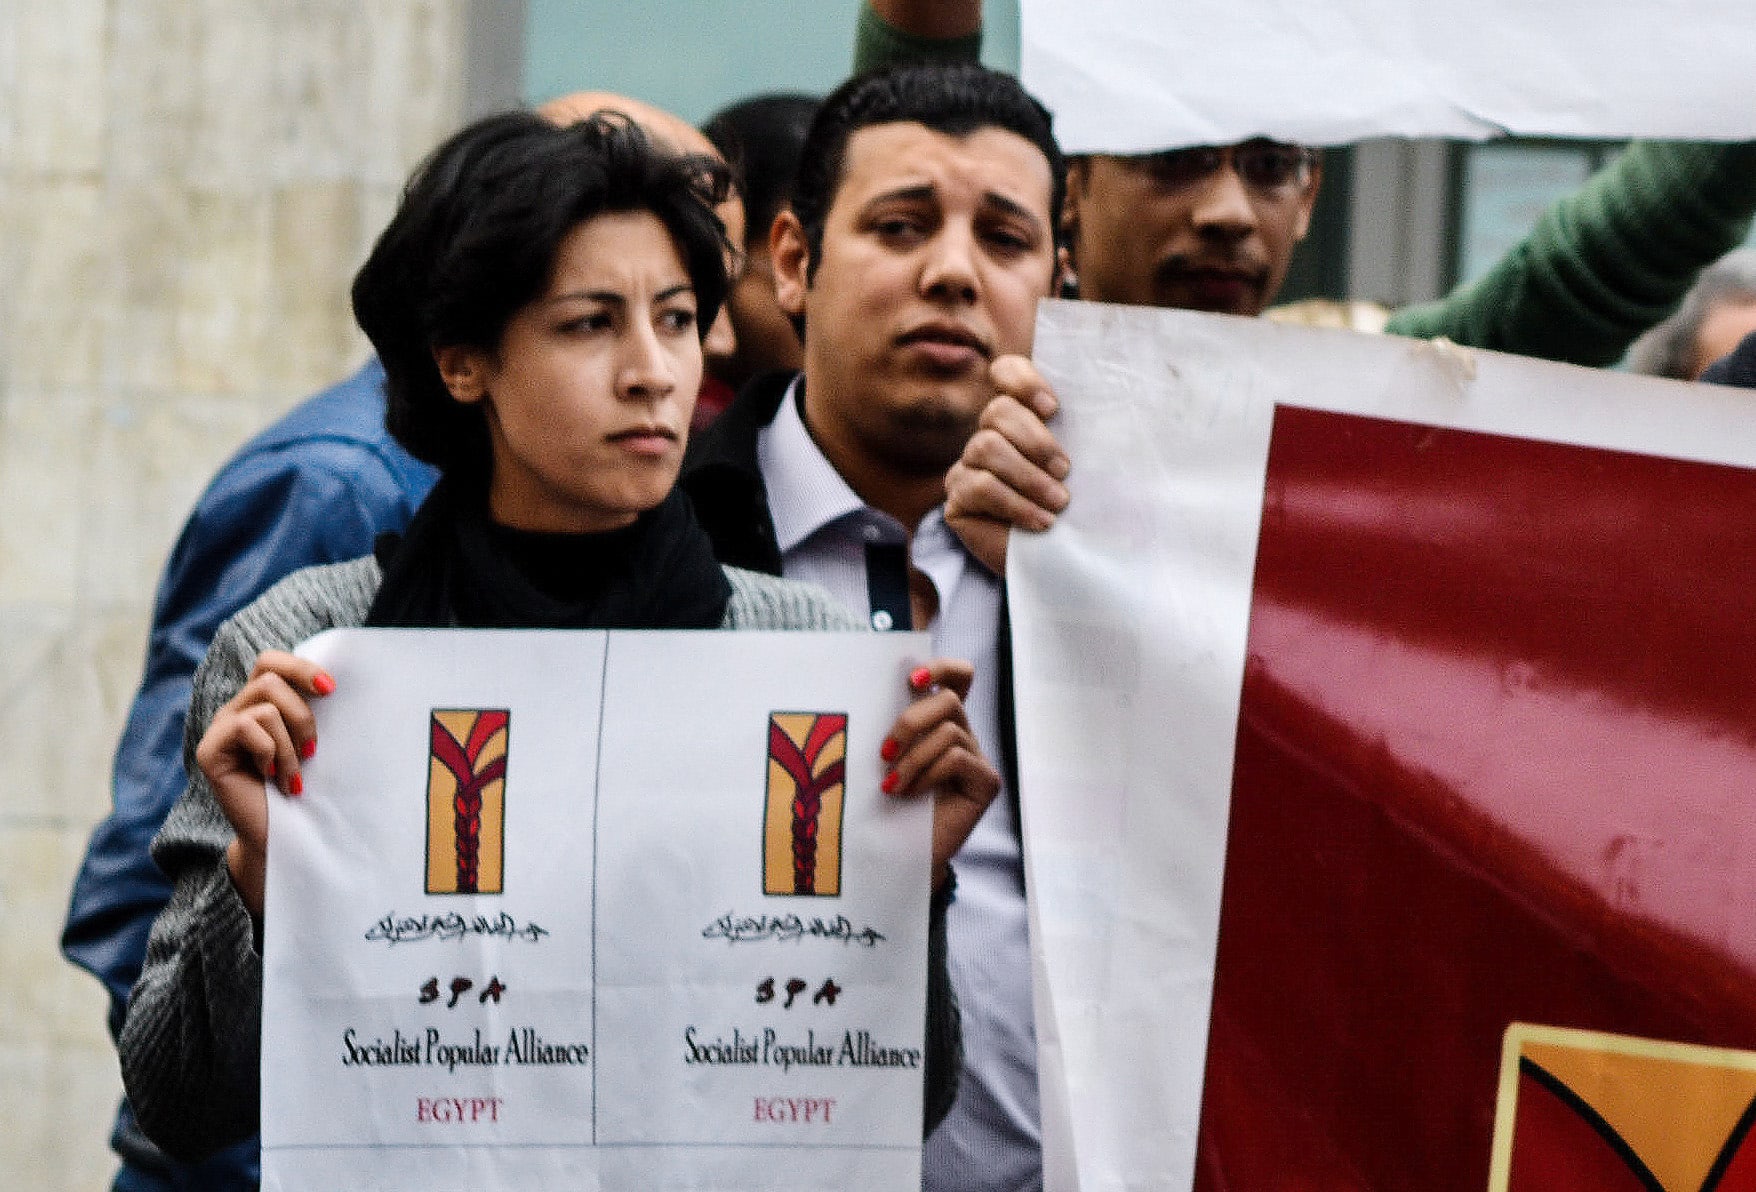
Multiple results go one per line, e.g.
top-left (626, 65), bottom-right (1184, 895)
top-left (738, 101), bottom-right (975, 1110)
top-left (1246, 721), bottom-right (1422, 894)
top-left (681, 60), bottom-right (1064, 1192)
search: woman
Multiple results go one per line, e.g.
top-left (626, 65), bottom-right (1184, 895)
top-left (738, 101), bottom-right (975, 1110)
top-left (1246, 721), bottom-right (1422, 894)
top-left (119, 111), bottom-right (997, 1161)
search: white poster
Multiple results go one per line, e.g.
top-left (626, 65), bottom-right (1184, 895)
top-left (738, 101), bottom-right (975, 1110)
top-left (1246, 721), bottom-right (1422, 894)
top-left (1011, 299), bottom-right (1756, 1191)
top-left (1020, 0), bottom-right (1756, 151)
top-left (261, 628), bottom-right (934, 1191)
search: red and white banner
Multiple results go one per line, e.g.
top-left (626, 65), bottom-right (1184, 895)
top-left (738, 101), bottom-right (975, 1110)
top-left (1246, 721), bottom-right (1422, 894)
top-left (1012, 300), bottom-right (1756, 1191)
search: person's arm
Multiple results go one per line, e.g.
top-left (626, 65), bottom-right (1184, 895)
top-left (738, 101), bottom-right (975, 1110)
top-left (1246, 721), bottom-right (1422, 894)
top-left (118, 558), bottom-right (380, 1160)
top-left (1701, 329), bottom-right (1756, 387)
top-left (1387, 140), bottom-right (1756, 367)
top-left (61, 436), bottom-right (419, 1035)
top-left (61, 368), bottom-right (432, 1177)
top-left (854, 0), bottom-right (983, 74)
top-left (117, 615), bottom-right (269, 1161)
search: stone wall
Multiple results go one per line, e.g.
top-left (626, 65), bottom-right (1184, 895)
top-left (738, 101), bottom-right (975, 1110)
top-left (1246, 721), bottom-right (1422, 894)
top-left (0, 2), bottom-right (466, 1186)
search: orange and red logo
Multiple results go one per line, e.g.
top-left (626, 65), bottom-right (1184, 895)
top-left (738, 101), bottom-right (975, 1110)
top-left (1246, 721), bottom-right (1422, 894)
top-left (426, 709), bottom-right (509, 895)
top-left (1489, 1024), bottom-right (1756, 1192)
top-left (763, 712), bottom-right (847, 897)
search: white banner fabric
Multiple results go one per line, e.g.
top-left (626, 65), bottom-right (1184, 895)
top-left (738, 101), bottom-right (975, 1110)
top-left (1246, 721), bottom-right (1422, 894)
top-left (1020, 0), bottom-right (1756, 151)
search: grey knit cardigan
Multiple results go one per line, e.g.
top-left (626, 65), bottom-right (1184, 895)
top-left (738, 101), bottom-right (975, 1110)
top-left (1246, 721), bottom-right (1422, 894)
top-left (119, 557), bottom-right (960, 1160)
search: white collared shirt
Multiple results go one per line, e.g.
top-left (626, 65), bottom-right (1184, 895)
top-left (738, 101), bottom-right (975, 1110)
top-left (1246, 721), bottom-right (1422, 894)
top-left (758, 379), bottom-right (1042, 1192)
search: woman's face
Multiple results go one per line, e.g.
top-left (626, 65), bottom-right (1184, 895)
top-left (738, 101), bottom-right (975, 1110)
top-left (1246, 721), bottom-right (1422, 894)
top-left (444, 210), bottom-right (704, 533)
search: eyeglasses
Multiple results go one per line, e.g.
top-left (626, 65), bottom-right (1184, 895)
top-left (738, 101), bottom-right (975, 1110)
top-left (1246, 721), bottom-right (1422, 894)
top-left (1126, 140), bottom-right (1316, 196)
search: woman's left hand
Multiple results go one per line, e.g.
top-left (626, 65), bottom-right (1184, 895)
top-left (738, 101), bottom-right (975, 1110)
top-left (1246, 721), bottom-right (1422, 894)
top-left (880, 658), bottom-right (1002, 891)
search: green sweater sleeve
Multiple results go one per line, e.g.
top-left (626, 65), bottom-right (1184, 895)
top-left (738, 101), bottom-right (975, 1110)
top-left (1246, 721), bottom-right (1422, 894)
top-left (1386, 140), bottom-right (1756, 367)
top-left (854, 2), bottom-right (984, 74)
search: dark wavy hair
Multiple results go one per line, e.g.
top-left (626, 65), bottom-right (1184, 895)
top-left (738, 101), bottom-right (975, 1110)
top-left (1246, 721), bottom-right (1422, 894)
top-left (702, 92), bottom-right (820, 250)
top-left (352, 111), bottom-right (731, 473)
top-left (789, 62), bottom-right (1065, 282)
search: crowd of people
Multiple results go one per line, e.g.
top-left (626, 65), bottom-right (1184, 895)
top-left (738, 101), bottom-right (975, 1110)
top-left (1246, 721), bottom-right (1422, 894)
top-left (61, 1), bottom-right (1756, 1189)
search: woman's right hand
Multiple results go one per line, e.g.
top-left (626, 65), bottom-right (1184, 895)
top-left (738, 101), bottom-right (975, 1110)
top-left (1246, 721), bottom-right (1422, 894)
top-left (194, 650), bottom-right (335, 919)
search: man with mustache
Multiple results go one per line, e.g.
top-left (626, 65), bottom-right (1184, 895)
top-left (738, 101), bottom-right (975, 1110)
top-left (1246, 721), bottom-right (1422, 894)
top-left (681, 60), bottom-right (1065, 1192)
top-left (864, 0), bottom-right (1756, 567)
top-left (872, 0), bottom-right (1756, 332)
top-left (1062, 138), bottom-right (1317, 317)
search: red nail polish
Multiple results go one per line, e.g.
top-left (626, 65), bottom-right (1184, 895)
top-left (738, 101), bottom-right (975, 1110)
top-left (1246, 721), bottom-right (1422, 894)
top-left (909, 667), bottom-right (932, 690)
top-left (880, 736), bottom-right (900, 763)
top-left (312, 671), bottom-right (336, 696)
top-left (300, 738), bottom-right (317, 760)
top-left (264, 760), bottom-right (276, 778)
top-left (881, 770), bottom-right (899, 795)
top-left (289, 772), bottom-right (303, 796)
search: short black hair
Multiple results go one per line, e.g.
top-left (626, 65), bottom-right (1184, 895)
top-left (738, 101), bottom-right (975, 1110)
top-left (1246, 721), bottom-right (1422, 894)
top-left (789, 62), bottom-right (1065, 281)
top-left (702, 93), bottom-right (821, 250)
top-left (353, 111), bottom-right (731, 473)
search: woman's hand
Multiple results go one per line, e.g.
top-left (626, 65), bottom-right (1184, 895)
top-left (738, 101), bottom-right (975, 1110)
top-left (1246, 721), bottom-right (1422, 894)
top-left (880, 659), bottom-right (1002, 891)
top-left (194, 651), bottom-right (335, 919)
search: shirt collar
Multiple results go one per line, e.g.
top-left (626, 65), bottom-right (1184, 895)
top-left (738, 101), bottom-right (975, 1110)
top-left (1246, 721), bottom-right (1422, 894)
top-left (757, 376), bottom-right (890, 553)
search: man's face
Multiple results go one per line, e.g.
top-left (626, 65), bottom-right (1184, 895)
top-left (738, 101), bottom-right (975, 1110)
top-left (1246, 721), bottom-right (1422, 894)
top-left (699, 190), bottom-right (746, 368)
top-left (774, 121), bottom-right (1058, 480)
top-left (707, 237), bottom-right (804, 390)
top-left (1066, 140), bottom-right (1320, 316)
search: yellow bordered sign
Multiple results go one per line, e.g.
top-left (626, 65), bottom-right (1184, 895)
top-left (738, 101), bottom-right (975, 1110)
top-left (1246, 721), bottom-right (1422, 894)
top-left (762, 712), bottom-right (847, 897)
top-left (426, 708), bottom-right (509, 895)
top-left (1488, 1023), bottom-right (1756, 1192)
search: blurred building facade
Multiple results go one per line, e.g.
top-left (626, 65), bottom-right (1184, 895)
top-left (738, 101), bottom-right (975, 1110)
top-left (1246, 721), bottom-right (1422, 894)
top-left (0, 2), bottom-right (510, 1186)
